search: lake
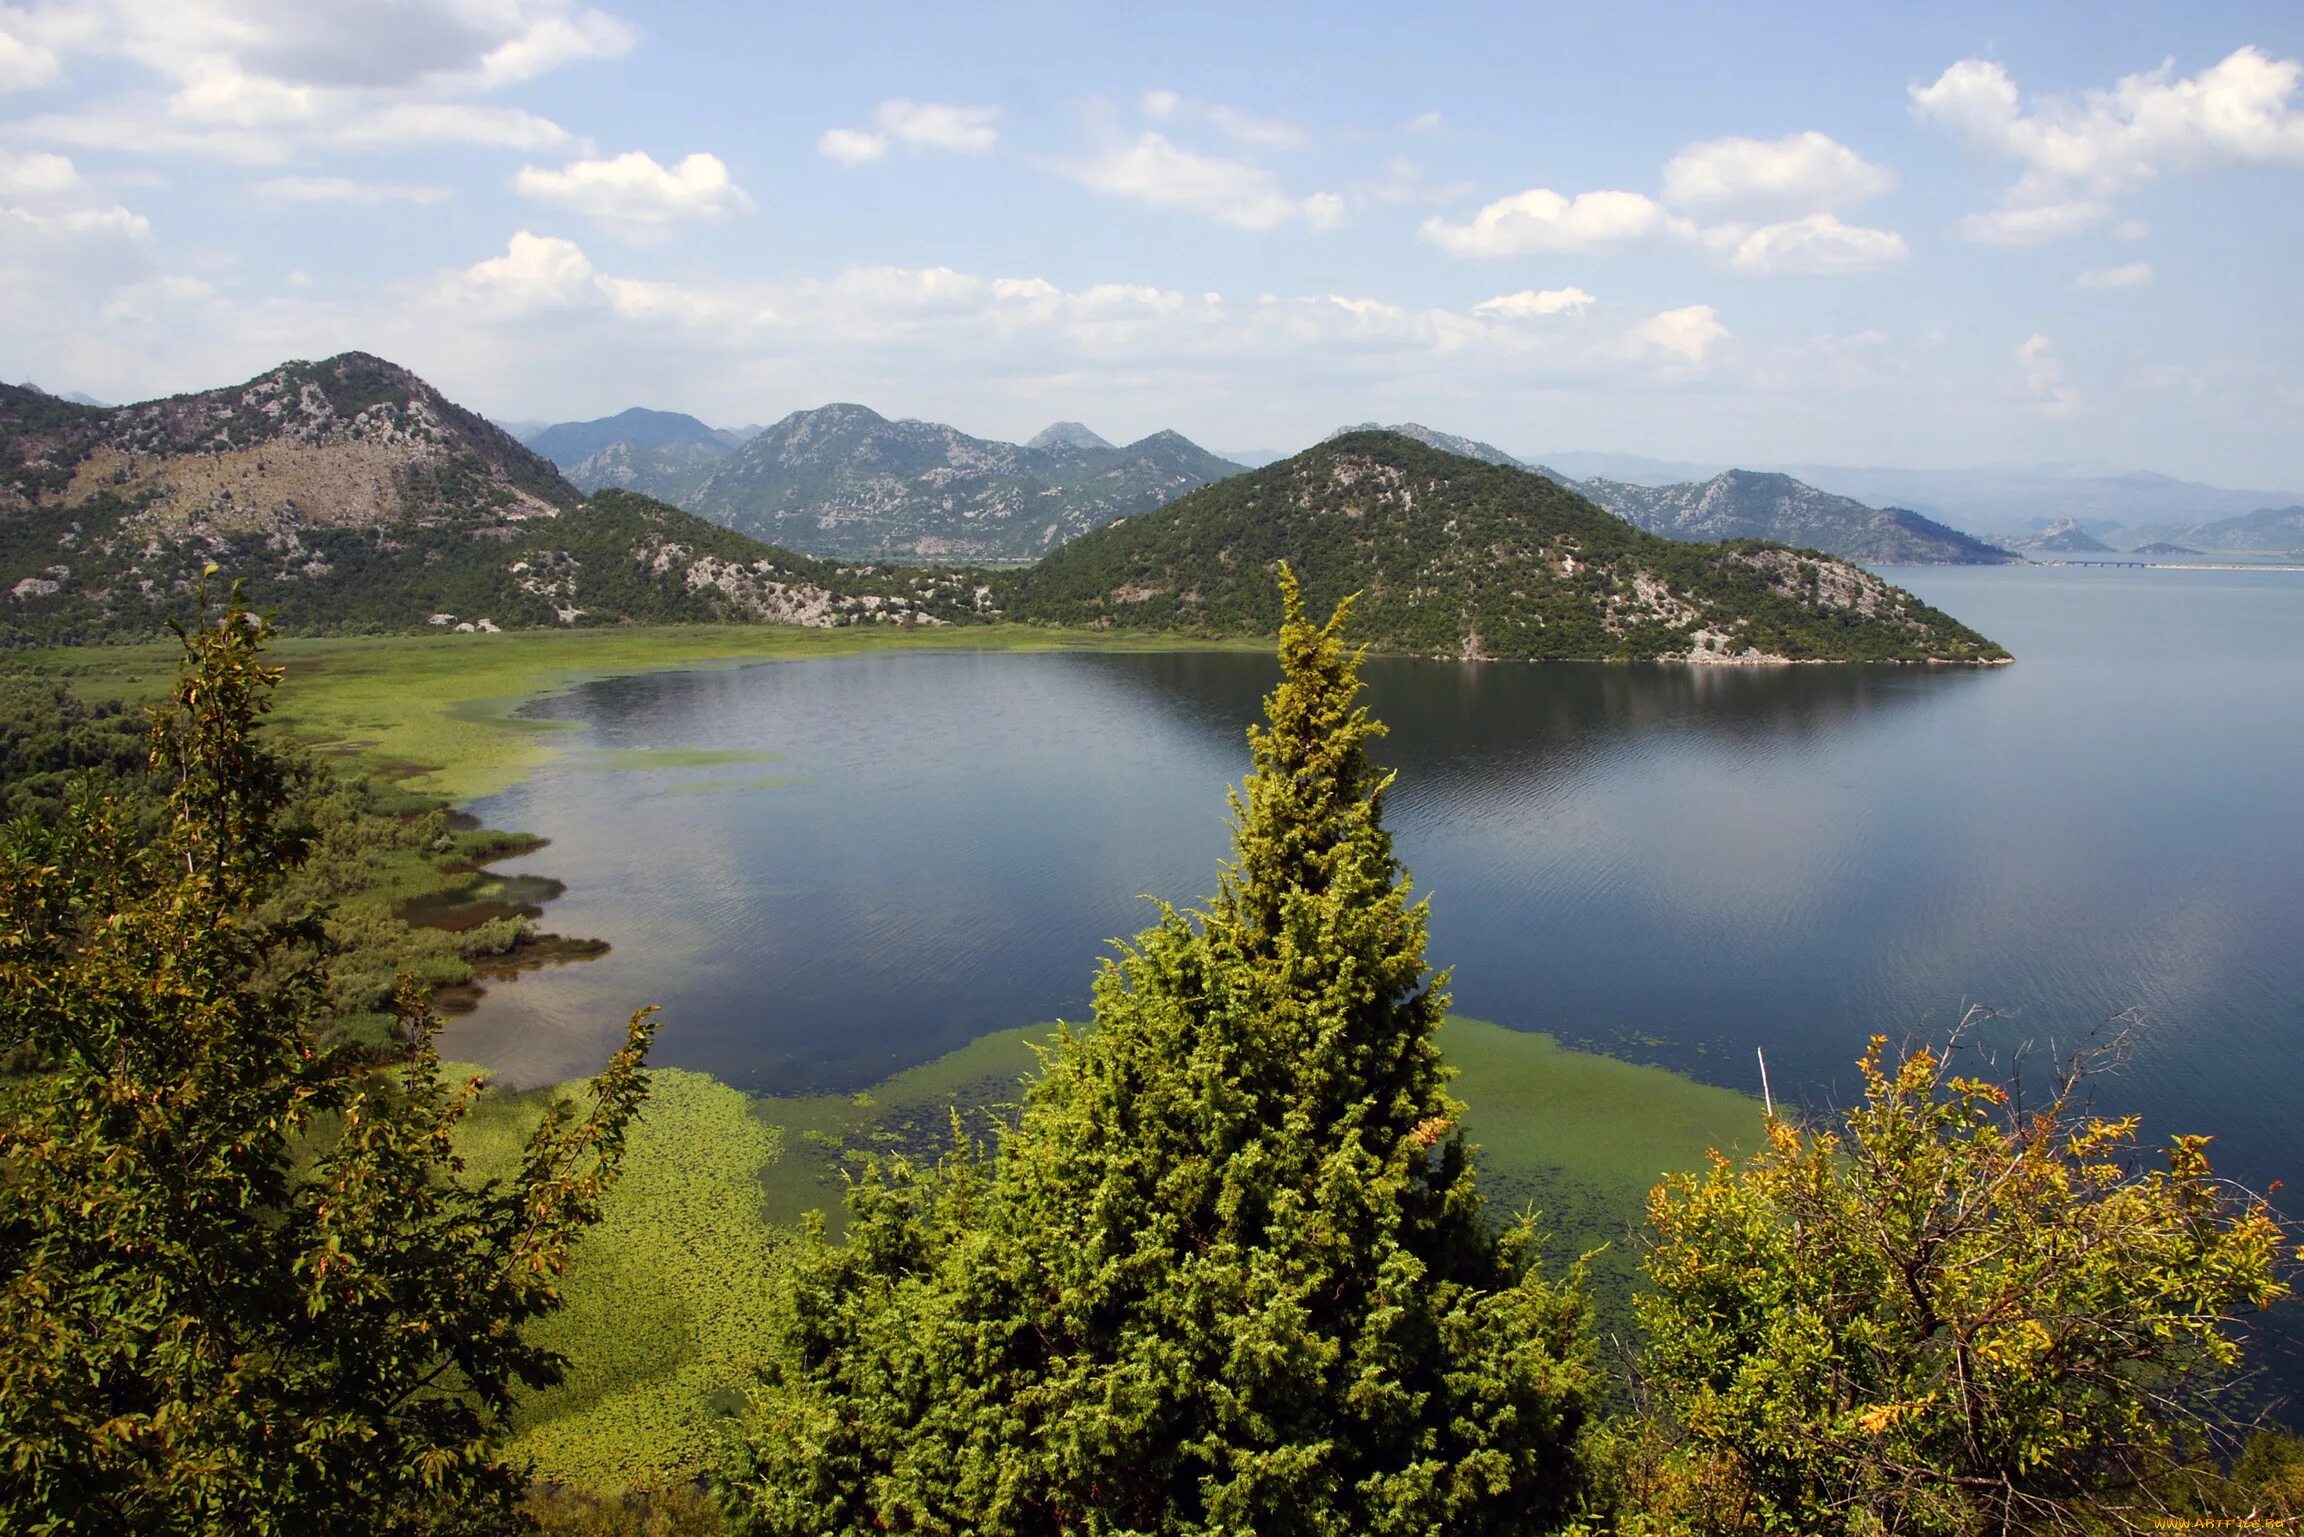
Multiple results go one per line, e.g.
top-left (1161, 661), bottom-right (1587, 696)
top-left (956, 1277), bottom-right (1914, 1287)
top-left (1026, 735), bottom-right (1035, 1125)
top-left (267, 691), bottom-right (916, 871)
top-left (450, 564), bottom-right (2302, 1213)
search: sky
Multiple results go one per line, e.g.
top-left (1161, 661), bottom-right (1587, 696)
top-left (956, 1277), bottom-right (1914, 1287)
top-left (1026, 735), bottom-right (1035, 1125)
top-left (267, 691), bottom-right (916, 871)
top-left (2, 0), bottom-right (2301, 486)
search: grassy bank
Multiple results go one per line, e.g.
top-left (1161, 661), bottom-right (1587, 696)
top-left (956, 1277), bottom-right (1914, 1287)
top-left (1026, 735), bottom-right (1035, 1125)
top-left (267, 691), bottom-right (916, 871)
top-left (457, 1017), bottom-right (1756, 1493)
top-left (15, 622), bottom-right (1258, 802)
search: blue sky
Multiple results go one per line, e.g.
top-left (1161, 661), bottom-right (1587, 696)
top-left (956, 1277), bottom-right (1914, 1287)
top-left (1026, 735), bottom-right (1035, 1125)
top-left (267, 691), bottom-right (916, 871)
top-left (2, 0), bottom-right (2300, 485)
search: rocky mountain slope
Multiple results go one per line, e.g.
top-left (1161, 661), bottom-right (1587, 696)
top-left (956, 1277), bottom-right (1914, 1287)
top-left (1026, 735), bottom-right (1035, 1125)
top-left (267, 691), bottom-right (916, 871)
top-left (2005, 518), bottom-right (2114, 554)
top-left (0, 357), bottom-right (987, 644)
top-left (1327, 421), bottom-right (1535, 470)
top-left (679, 405), bottom-right (1247, 561)
top-left (1582, 470), bottom-right (2019, 565)
top-left (1003, 433), bottom-right (2008, 663)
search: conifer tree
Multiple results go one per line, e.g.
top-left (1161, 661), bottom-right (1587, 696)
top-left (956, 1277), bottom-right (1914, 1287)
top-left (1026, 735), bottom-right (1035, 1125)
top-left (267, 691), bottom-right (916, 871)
top-left (734, 568), bottom-right (1593, 1535)
top-left (0, 585), bottom-right (659, 1535)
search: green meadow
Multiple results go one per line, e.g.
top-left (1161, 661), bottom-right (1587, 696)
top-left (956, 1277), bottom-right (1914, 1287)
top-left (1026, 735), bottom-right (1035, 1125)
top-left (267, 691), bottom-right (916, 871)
top-left (17, 622), bottom-right (1260, 801)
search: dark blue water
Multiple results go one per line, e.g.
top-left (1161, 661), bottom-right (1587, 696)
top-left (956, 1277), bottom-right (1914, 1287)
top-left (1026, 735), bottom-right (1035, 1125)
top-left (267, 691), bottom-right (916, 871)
top-left (451, 566), bottom-right (2302, 1211)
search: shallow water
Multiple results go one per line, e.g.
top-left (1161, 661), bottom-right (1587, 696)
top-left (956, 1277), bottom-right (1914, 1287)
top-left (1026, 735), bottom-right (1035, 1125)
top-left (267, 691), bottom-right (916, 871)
top-left (450, 565), bottom-right (2302, 1197)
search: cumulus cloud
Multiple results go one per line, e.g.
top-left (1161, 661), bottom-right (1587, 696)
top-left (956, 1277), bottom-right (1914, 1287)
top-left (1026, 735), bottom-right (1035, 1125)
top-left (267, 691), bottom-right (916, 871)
top-left (251, 175), bottom-right (449, 204)
top-left (1715, 213), bottom-right (1909, 275)
top-left (0, 148), bottom-right (81, 198)
top-left (1916, 46), bottom-right (2304, 244)
top-left (1662, 131), bottom-right (1896, 217)
top-left (2017, 333), bottom-right (2082, 418)
top-left (819, 98), bottom-right (1001, 164)
top-left (1421, 188), bottom-right (1690, 256)
top-left (2076, 260), bottom-right (2153, 291)
top-left (1629, 305), bottom-right (1729, 363)
top-left (1064, 132), bottom-right (1341, 230)
top-left (1473, 287), bottom-right (1596, 318)
top-left (8, 1), bottom-right (618, 161)
top-left (512, 150), bottom-right (753, 238)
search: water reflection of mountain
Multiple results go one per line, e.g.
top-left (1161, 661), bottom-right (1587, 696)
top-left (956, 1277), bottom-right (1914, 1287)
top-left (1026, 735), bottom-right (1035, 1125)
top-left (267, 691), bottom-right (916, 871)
top-left (1068, 651), bottom-right (1995, 770)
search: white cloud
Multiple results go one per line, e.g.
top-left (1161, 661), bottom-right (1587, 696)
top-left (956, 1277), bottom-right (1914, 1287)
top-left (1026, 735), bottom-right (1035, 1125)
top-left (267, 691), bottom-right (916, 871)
top-left (817, 127), bottom-right (887, 166)
top-left (512, 150), bottom-right (753, 238)
top-left (2017, 332), bottom-right (2082, 418)
top-left (2114, 218), bottom-right (2150, 239)
top-left (1139, 88), bottom-right (1309, 150)
top-left (1421, 187), bottom-right (1690, 256)
top-left (2, 203), bottom-right (150, 241)
top-left (1402, 110), bottom-right (1442, 134)
top-left (439, 230), bottom-right (600, 316)
top-left (1473, 287), bottom-right (1595, 319)
top-left (1916, 46), bottom-right (2304, 244)
top-left (1717, 213), bottom-right (1910, 275)
top-left (0, 148), bottom-right (81, 198)
top-left (1956, 187), bottom-right (2111, 246)
top-left (1064, 132), bottom-right (1340, 230)
top-left (818, 98), bottom-right (1001, 165)
top-left (7, 1), bottom-right (617, 161)
top-left (251, 174), bottom-right (449, 204)
top-left (2076, 260), bottom-right (2153, 291)
top-left (337, 102), bottom-right (575, 151)
top-left (1662, 131), bottom-right (1896, 217)
top-left (477, 8), bottom-right (637, 87)
top-left (0, 21), bottom-right (63, 91)
top-left (1629, 305), bottom-right (1728, 363)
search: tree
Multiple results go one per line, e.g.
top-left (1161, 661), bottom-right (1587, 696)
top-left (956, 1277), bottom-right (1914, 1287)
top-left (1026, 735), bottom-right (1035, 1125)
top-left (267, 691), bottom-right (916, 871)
top-left (731, 568), bottom-right (1594, 1535)
top-left (0, 585), bottom-right (660, 1535)
top-left (1627, 1017), bottom-right (2298, 1536)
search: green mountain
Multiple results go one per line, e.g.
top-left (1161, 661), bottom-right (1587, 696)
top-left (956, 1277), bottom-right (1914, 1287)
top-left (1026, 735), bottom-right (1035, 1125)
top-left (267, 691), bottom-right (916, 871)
top-left (1003, 432), bottom-right (2009, 663)
top-left (680, 404), bottom-right (1247, 562)
top-left (528, 408), bottom-right (741, 507)
top-left (0, 357), bottom-right (987, 644)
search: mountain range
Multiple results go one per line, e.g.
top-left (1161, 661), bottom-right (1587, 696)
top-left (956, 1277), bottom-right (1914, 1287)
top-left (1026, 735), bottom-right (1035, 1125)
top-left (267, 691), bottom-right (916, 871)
top-left (526, 404), bottom-right (1247, 562)
top-left (1328, 423), bottom-right (2016, 565)
top-left (1, 353), bottom-right (2007, 662)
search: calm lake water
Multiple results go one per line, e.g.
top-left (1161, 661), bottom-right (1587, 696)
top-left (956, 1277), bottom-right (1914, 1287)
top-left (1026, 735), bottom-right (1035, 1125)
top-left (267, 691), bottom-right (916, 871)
top-left (451, 565), bottom-right (2302, 1204)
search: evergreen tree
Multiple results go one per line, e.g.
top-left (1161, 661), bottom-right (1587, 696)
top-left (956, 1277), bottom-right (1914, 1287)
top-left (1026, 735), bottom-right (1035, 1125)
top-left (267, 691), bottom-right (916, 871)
top-left (732, 568), bottom-right (1593, 1535)
top-left (0, 584), bottom-right (659, 1535)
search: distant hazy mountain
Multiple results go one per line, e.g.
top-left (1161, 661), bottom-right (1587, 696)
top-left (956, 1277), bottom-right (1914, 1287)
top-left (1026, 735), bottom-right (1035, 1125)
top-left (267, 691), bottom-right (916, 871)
top-left (2157, 505), bottom-right (2304, 553)
top-left (2005, 518), bottom-right (2114, 554)
top-left (1522, 455), bottom-right (2304, 544)
top-left (1327, 421), bottom-right (1536, 471)
top-left (1026, 420), bottom-right (1116, 452)
top-left (2129, 541), bottom-right (2203, 557)
top-left (528, 407), bottom-right (735, 466)
top-left (1005, 432), bottom-right (2008, 664)
top-left (681, 404), bottom-right (1246, 561)
top-left (1337, 425), bottom-right (2011, 564)
top-left (1214, 448), bottom-right (1292, 469)
top-left (1580, 471), bottom-right (2020, 565)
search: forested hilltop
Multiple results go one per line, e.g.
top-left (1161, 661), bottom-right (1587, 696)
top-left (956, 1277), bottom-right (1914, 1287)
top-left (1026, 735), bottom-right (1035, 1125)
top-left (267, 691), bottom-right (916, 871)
top-left (1004, 432), bottom-right (2011, 663)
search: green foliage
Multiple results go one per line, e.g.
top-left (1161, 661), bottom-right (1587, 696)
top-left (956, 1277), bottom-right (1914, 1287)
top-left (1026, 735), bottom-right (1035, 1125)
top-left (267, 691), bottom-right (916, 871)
top-left (0, 672), bottom-right (151, 822)
top-left (1626, 1024), bottom-right (2298, 1536)
top-left (0, 585), bottom-right (660, 1535)
top-left (731, 570), bottom-right (1595, 1535)
top-left (1003, 432), bottom-right (2009, 663)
